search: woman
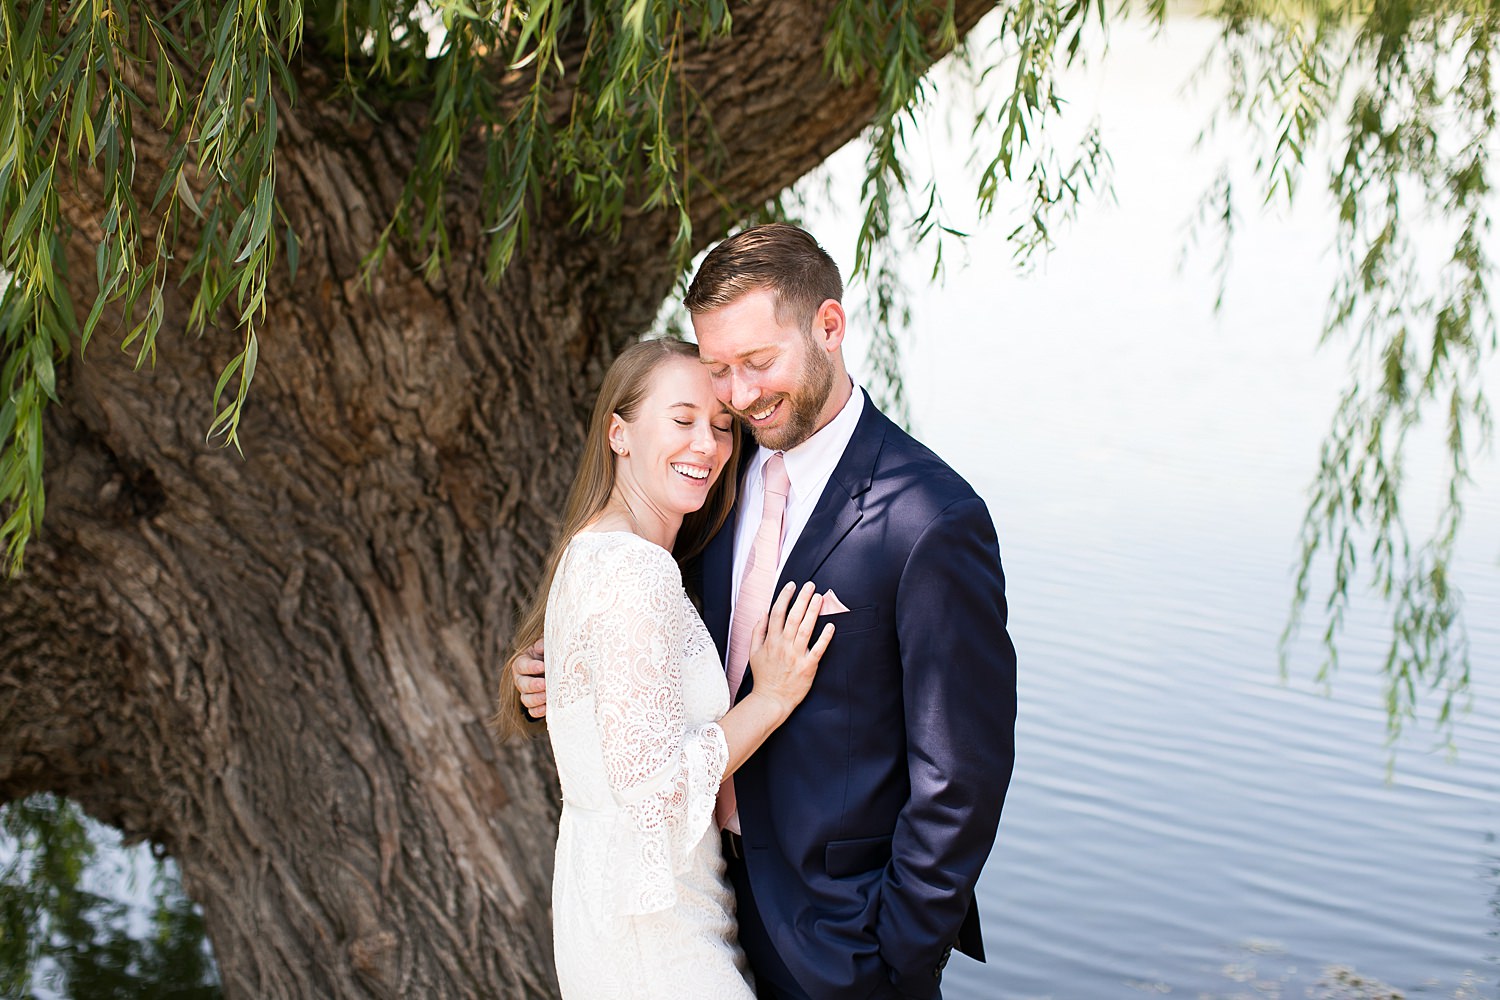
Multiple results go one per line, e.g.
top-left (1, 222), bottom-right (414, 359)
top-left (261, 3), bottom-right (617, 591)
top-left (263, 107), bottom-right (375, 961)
top-left (496, 338), bottom-right (833, 998)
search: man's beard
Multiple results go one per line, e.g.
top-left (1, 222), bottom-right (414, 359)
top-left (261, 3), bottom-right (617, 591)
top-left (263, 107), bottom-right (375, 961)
top-left (742, 338), bottom-right (836, 452)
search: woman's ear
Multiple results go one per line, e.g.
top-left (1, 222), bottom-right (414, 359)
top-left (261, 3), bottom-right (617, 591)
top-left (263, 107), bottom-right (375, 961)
top-left (607, 414), bottom-right (629, 457)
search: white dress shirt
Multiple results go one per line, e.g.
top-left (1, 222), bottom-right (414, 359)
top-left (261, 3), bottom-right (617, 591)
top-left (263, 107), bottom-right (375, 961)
top-left (728, 382), bottom-right (865, 624)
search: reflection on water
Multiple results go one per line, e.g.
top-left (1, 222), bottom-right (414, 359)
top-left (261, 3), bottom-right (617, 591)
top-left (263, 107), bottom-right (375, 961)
top-left (0, 795), bottom-right (219, 999)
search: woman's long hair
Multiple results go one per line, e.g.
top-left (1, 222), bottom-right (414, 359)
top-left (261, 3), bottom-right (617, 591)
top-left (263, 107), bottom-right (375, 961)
top-left (494, 338), bottom-right (741, 739)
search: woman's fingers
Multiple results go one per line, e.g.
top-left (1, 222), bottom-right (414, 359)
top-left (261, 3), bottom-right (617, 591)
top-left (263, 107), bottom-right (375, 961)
top-left (766, 581), bottom-right (797, 634)
top-left (758, 582), bottom-right (838, 663)
top-left (772, 582), bottom-right (815, 640)
top-left (764, 582), bottom-right (832, 644)
top-left (787, 581), bottom-right (818, 626)
top-left (748, 613), bottom-right (766, 658)
top-left (793, 591), bottom-right (824, 647)
top-left (809, 622), bottom-right (835, 659)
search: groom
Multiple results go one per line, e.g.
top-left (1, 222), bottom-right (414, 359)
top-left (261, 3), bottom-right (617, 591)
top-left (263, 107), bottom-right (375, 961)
top-left (518, 223), bottom-right (1016, 1000)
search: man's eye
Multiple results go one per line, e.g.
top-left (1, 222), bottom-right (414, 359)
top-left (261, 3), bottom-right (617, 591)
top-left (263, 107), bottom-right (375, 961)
top-left (709, 367), bottom-right (730, 379)
top-left (747, 358), bottom-right (773, 372)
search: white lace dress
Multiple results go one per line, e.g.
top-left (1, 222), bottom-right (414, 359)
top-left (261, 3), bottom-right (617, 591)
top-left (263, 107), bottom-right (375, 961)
top-left (545, 531), bottom-right (754, 999)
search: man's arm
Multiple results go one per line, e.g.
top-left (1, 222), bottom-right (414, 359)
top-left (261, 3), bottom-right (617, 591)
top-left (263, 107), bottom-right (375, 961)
top-left (878, 496), bottom-right (1017, 999)
top-left (512, 641), bottom-right (548, 719)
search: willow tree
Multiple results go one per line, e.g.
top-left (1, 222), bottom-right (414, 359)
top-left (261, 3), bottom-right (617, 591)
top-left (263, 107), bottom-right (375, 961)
top-left (0, 0), bottom-right (1493, 996)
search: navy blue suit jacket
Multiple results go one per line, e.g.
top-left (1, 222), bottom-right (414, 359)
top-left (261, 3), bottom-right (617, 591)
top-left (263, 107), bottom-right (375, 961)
top-left (696, 394), bottom-right (1017, 1000)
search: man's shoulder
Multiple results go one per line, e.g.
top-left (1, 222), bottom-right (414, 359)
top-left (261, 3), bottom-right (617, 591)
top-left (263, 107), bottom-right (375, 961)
top-left (861, 407), bottom-right (984, 511)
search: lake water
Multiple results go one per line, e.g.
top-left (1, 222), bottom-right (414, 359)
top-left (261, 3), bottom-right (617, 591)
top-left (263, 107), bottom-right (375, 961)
top-left (805, 14), bottom-right (1500, 1000)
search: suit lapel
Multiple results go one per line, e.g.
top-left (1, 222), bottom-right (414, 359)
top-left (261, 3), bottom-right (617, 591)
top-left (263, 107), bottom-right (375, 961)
top-left (777, 479), bottom-right (861, 591)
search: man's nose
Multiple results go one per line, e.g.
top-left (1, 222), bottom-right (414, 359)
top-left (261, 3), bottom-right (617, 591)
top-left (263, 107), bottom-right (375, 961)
top-left (730, 372), bottom-right (760, 411)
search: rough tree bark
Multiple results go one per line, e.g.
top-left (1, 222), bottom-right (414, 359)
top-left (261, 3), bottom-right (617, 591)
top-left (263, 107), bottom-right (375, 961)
top-left (0, 2), bottom-right (992, 996)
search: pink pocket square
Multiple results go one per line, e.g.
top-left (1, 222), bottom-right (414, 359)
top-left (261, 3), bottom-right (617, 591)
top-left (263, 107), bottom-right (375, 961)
top-left (819, 589), bottom-right (851, 615)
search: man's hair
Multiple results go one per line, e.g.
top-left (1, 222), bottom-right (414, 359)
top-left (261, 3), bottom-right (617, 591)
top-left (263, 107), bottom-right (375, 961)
top-left (684, 223), bottom-right (843, 329)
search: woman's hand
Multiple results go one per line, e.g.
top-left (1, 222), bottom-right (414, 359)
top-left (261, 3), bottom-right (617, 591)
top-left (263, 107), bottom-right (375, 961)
top-left (747, 582), bottom-right (835, 720)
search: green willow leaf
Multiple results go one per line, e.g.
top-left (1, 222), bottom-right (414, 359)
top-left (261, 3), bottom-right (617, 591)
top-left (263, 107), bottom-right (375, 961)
top-left (3, 165), bottom-right (54, 252)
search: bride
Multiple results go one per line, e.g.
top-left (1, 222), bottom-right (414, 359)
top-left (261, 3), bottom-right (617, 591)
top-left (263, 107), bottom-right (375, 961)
top-left (496, 338), bottom-right (833, 998)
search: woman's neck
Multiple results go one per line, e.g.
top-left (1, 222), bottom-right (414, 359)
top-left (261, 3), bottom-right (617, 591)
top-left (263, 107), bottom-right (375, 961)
top-left (596, 486), bottom-right (679, 551)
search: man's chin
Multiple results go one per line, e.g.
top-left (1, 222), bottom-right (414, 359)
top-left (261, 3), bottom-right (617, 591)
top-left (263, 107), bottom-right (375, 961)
top-left (742, 396), bottom-right (821, 451)
top-left (739, 407), bottom-right (785, 448)
top-left (750, 433), bottom-right (781, 451)
top-left (749, 422), bottom-right (808, 452)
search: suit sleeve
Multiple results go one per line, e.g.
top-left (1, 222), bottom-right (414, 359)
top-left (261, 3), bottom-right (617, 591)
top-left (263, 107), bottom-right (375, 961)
top-left (877, 495), bottom-right (1017, 998)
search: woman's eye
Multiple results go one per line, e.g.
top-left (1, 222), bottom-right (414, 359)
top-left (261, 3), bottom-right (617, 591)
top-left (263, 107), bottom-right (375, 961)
top-left (713, 423), bottom-right (733, 435)
top-left (674, 418), bottom-right (692, 427)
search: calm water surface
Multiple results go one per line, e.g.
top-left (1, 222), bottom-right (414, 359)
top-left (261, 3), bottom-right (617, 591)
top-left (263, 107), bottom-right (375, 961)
top-left (808, 15), bottom-right (1500, 1000)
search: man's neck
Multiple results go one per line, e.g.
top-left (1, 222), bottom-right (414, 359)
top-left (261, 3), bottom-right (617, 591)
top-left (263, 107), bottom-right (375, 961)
top-left (811, 375), bottom-right (855, 439)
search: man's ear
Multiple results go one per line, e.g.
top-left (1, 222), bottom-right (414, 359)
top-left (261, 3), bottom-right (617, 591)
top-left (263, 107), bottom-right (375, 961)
top-left (815, 299), bottom-right (846, 353)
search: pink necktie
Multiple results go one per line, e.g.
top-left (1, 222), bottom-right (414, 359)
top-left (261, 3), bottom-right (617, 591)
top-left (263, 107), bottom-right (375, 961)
top-left (717, 452), bottom-right (789, 831)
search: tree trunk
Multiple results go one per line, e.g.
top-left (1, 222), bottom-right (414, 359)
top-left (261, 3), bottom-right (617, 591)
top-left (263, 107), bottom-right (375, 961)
top-left (0, 2), bottom-right (993, 995)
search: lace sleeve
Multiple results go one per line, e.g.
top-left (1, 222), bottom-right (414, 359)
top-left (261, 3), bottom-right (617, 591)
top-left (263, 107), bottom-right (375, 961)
top-left (587, 539), bottom-right (729, 916)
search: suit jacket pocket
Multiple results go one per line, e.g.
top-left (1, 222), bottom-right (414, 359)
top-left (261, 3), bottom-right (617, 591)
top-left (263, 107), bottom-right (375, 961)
top-left (825, 834), bottom-right (893, 879)
top-left (818, 605), bottom-right (878, 635)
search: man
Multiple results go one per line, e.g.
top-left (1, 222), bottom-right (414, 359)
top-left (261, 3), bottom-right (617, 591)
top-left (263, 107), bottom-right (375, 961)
top-left (515, 223), bottom-right (1016, 1000)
